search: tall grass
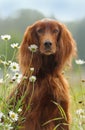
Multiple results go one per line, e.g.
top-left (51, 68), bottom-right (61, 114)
top-left (68, 62), bottom-right (85, 130)
top-left (0, 35), bottom-right (37, 129)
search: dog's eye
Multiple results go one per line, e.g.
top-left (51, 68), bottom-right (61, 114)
top-left (37, 28), bottom-right (44, 34)
top-left (53, 29), bottom-right (59, 33)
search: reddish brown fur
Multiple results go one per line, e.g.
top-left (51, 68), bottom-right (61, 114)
top-left (10, 19), bottom-right (77, 130)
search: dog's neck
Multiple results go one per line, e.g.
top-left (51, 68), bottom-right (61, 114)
top-left (37, 54), bottom-right (57, 78)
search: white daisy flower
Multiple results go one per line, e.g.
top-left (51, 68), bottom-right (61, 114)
top-left (11, 43), bottom-right (19, 49)
top-left (17, 74), bottom-right (22, 83)
top-left (9, 111), bottom-right (18, 122)
top-left (9, 62), bottom-right (19, 72)
top-left (75, 59), bottom-right (85, 65)
top-left (29, 75), bottom-right (36, 83)
top-left (12, 74), bottom-right (22, 83)
top-left (1, 35), bottom-right (11, 41)
top-left (28, 44), bottom-right (38, 52)
top-left (30, 67), bottom-right (34, 72)
top-left (14, 73), bottom-right (21, 78)
top-left (76, 109), bottom-right (85, 115)
top-left (18, 108), bottom-right (22, 113)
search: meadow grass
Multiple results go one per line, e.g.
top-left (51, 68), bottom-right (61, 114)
top-left (68, 68), bottom-right (85, 130)
top-left (0, 35), bottom-right (85, 130)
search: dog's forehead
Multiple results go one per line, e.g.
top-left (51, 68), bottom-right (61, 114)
top-left (34, 18), bottom-right (60, 28)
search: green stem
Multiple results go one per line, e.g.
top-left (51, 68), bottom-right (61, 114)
top-left (25, 51), bottom-right (34, 77)
top-left (5, 40), bottom-right (8, 61)
top-left (11, 49), bottom-right (17, 62)
top-left (27, 82), bottom-right (35, 109)
top-left (28, 52), bottom-right (33, 69)
top-left (78, 65), bottom-right (84, 102)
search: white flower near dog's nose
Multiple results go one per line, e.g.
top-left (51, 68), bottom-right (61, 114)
top-left (1, 35), bottom-right (11, 41)
top-left (28, 44), bottom-right (38, 52)
top-left (29, 75), bottom-right (36, 82)
top-left (9, 111), bottom-right (18, 122)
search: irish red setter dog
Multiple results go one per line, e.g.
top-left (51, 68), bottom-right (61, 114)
top-left (10, 19), bottom-right (76, 130)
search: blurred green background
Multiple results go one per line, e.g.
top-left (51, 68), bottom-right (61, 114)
top-left (0, 9), bottom-right (85, 61)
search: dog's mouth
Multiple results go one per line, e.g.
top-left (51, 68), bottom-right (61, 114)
top-left (44, 49), bottom-right (54, 55)
top-left (40, 48), bottom-right (56, 55)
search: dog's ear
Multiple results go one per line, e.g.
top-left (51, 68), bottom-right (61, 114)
top-left (21, 25), bottom-right (38, 46)
top-left (19, 25), bottom-right (38, 75)
top-left (58, 23), bottom-right (77, 67)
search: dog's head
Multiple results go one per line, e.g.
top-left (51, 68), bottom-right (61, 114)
top-left (19, 19), bottom-right (77, 75)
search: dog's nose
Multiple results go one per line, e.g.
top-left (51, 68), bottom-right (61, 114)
top-left (44, 41), bottom-right (52, 49)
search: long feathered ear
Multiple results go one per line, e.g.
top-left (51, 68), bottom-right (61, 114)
top-left (19, 26), bottom-right (32, 75)
top-left (19, 25), bottom-right (38, 75)
top-left (19, 25), bottom-right (41, 76)
top-left (57, 23), bottom-right (77, 69)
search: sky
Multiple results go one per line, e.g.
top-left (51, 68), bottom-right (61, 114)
top-left (0, 0), bottom-right (85, 21)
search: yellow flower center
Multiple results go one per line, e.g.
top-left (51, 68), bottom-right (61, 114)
top-left (13, 66), bottom-right (16, 69)
top-left (11, 114), bottom-right (15, 119)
